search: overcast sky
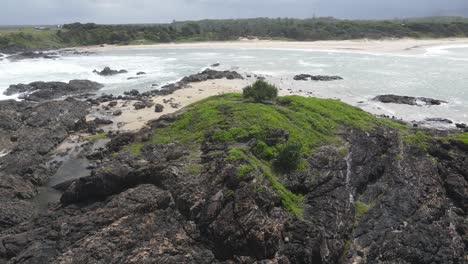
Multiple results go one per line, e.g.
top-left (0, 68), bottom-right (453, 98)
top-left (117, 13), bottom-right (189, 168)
top-left (2, 0), bottom-right (468, 25)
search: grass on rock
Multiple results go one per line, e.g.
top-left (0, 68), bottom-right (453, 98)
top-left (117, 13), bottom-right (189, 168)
top-left (125, 93), bottom-right (407, 218)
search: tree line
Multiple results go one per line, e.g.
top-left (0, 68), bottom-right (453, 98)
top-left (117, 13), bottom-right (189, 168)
top-left (2, 17), bottom-right (468, 51)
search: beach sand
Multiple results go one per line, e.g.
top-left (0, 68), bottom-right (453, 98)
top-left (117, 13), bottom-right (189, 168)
top-left (89, 79), bottom-right (255, 132)
top-left (80, 38), bottom-right (468, 55)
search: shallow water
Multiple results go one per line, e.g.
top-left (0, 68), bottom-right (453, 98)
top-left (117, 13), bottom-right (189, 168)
top-left (0, 45), bottom-right (467, 124)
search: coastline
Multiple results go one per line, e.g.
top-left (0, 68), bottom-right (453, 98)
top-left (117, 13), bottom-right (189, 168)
top-left (77, 37), bottom-right (468, 55)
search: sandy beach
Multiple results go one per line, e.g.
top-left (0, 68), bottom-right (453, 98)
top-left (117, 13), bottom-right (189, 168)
top-left (88, 79), bottom-right (255, 132)
top-left (79, 38), bottom-right (468, 55)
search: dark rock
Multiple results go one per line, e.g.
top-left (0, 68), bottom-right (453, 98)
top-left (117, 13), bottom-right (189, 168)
top-left (293, 74), bottom-right (343, 81)
top-left (113, 109), bottom-right (122, 116)
top-left (6, 51), bottom-right (59, 61)
top-left (133, 101), bottom-right (146, 110)
top-left (455, 123), bottom-right (467, 129)
top-left (93, 67), bottom-right (128, 76)
top-left (154, 104), bottom-right (164, 113)
top-left (373, 94), bottom-right (447, 106)
top-left (136, 72), bottom-right (146, 75)
top-left (211, 63), bottom-right (220, 67)
top-left (4, 80), bottom-right (103, 101)
top-left (124, 89), bottom-right (140, 96)
top-left (107, 101), bottom-right (118, 107)
top-left (0, 98), bottom-right (90, 232)
top-left (425, 118), bottom-right (453, 124)
top-left (181, 69), bottom-right (243, 83)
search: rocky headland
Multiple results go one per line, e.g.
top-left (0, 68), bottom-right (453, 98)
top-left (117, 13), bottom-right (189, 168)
top-left (0, 71), bottom-right (466, 264)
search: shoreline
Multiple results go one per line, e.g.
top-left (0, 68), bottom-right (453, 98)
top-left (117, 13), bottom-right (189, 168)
top-left (76, 38), bottom-right (468, 55)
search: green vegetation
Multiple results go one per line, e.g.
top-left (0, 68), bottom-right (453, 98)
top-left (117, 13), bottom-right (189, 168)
top-left (88, 133), bottom-right (108, 141)
top-left (446, 132), bottom-right (468, 144)
top-left (274, 142), bottom-right (304, 172)
top-left (243, 80), bottom-right (278, 103)
top-left (0, 28), bottom-right (65, 51)
top-left (3, 17), bottom-right (468, 51)
top-left (354, 201), bottom-right (371, 223)
top-left (185, 163), bottom-right (204, 175)
top-left (124, 92), bottom-right (407, 218)
top-left (403, 131), bottom-right (432, 151)
top-left (237, 164), bottom-right (255, 179)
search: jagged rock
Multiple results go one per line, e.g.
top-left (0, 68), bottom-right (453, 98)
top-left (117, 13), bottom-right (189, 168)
top-left (373, 94), bottom-right (447, 106)
top-left (181, 69), bottom-right (243, 82)
top-left (93, 67), bottom-right (128, 76)
top-left (0, 98), bottom-right (90, 232)
top-left (4, 80), bottom-right (103, 101)
top-left (293, 74), bottom-right (343, 81)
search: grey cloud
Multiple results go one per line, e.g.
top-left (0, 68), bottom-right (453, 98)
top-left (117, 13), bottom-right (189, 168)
top-left (1, 0), bottom-right (468, 24)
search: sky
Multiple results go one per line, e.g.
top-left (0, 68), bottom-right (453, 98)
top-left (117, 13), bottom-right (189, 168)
top-left (2, 0), bottom-right (468, 25)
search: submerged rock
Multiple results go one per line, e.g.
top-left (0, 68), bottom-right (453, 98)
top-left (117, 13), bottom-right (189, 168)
top-left (293, 74), bottom-right (343, 81)
top-left (4, 80), bottom-right (104, 101)
top-left (373, 94), bottom-right (447, 106)
top-left (93, 67), bottom-right (128, 76)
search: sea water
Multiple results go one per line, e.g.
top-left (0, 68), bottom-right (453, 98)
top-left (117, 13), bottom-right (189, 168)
top-left (0, 45), bottom-right (467, 124)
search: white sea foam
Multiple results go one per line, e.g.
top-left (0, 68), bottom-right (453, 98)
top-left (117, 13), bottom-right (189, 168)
top-left (0, 47), bottom-right (467, 125)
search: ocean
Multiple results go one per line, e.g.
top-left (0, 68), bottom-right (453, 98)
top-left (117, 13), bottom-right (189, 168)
top-left (1, 44), bottom-right (467, 125)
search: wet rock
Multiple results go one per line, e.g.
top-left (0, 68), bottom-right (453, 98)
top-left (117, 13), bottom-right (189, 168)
top-left (211, 63), bottom-right (220, 67)
top-left (0, 98), bottom-right (90, 231)
top-left (6, 51), bottom-right (59, 61)
top-left (4, 80), bottom-right (103, 101)
top-left (181, 69), bottom-right (243, 83)
top-left (293, 74), bottom-right (343, 81)
top-left (455, 123), bottom-right (467, 129)
top-left (93, 67), bottom-right (128, 76)
top-left (136, 71), bottom-right (146, 75)
top-left (373, 94), bottom-right (447, 106)
top-left (124, 89), bottom-right (140, 96)
top-left (425, 118), bottom-right (453, 124)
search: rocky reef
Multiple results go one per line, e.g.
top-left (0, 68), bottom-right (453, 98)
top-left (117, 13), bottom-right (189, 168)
top-left (4, 80), bottom-right (104, 101)
top-left (93, 67), bottom-right (128, 76)
top-left (0, 93), bottom-right (466, 263)
top-left (293, 74), bottom-right (343, 81)
top-left (373, 94), bottom-right (447, 106)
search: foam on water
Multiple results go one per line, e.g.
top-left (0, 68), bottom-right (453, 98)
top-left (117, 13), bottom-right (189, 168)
top-left (0, 46), bottom-right (467, 124)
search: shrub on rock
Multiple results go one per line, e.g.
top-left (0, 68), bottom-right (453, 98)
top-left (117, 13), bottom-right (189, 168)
top-left (274, 142), bottom-right (303, 172)
top-left (243, 80), bottom-right (278, 103)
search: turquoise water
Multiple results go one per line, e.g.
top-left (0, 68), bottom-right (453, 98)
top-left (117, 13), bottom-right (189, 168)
top-left (0, 45), bottom-right (467, 125)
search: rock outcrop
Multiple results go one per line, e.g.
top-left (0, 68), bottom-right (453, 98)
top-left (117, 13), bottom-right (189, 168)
top-left (0, 98), bottom-right (91, 232)
top-left (93, 67), bottom-right (128, 76)
top-left (4, 80), bottom-right (104, 101)
top-left (0, 94), bottom-right (466, 264)
top-left (373, 94), bottom-right (447, 106)
top-left (6, 51), bottom-right (59, 61)
top-left (294, 74), bottom-right (343, 81)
